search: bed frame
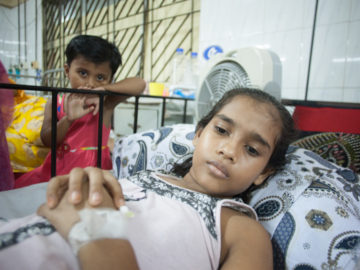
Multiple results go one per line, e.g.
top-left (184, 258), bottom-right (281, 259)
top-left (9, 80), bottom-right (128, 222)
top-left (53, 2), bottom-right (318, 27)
top-left (1, 82), bottom-right (359, 177)
top-left (0, 82), bottom-right (193, 176)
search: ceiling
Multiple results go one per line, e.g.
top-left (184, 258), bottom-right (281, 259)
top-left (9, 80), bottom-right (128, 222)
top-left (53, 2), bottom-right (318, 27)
top-left (0, 0), bottom-right (27, 8)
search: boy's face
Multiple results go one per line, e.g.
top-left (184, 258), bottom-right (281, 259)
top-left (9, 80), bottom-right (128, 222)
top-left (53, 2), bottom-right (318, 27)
top-left (186, 95), bottom-right (281, 197)
top-left (64, 55), bottom-right (112, 89)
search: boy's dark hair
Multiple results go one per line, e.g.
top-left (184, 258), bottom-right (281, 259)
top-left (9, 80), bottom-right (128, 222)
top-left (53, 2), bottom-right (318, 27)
top-left (65, 35), bottom-right (122, 78)
top-left (171, 88), bottom-right (298, 179)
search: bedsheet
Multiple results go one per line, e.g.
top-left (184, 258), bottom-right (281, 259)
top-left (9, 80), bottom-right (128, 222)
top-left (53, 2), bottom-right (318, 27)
top-left (0, 183), bottom-right (47, 219)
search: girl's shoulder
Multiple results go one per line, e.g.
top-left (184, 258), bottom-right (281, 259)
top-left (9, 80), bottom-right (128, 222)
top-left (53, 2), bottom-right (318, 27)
top-left (220, 206), bottom-right (266, 249)
top-left (220, 207), bottom-right (272, 268)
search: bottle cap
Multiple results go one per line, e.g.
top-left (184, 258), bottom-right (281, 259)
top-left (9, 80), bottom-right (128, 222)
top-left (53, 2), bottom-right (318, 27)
top-left (191, 52), bottom-right (198, 58)
top-left (176, 48), bottom-right (184, 53)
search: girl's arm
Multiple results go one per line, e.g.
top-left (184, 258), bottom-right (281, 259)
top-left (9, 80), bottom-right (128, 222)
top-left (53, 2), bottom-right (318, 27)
top-left (41, 97), bottom-right (73, 147)
top-left (37, 168), bottom-right (139, 270)
top-left (101, 77), bottom-right (146, 109)
top-left (219, 207), bottom-right (273, 270)
top-left (77, 239), bottom-right (139, 270)
top-left (41, 95), bottom-right (96, 147)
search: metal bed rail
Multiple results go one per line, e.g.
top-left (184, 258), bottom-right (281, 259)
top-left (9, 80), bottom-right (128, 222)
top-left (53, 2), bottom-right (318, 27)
top-left (0, 83), bottom-right (193, 177)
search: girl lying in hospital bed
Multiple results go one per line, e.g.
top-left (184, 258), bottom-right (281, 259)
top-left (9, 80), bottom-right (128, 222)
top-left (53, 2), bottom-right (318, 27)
top-left (0, 88), bottom-right (297, 269)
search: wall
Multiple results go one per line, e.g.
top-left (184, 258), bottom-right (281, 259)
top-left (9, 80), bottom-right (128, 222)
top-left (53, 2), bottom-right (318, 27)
top-left (1, 0), bottom-right (359, 103)
top-left (0, 0), bottom-right (42, 85)
top-left (198, 0), bottom-right (360, 103)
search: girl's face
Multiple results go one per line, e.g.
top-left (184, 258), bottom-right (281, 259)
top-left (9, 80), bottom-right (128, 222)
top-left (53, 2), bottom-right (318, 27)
top-left (64, 55), bottom-right (112, 89)
top-left (184, 95), bottom-right (282, 197)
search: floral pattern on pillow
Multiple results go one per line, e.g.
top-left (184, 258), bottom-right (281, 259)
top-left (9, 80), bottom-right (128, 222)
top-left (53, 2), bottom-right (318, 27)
top-left (249, 146), bottom-right (360, 269)
top-left (113, 124), bottom-right (195, 179)
top-left (292, 132), bottom-right (360, 173)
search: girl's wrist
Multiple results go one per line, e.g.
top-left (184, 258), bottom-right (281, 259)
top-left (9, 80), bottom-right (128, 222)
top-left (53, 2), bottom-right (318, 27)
top-left (67, 207), bottom-right (133, 255)
top-left (64, 115), bottom-right (74, 124)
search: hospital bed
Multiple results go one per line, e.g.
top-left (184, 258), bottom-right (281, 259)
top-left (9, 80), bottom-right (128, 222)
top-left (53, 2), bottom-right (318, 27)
top-left (0, 82), bottom-right (359, 269)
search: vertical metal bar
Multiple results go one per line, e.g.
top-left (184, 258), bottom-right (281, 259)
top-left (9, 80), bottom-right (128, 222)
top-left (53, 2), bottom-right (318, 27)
top-left (97, 94), bottom-right (104, 168)
top-left (182, 99), bottom-right (188, 123)
top-left (107, 0), bottom-right (110, 38)
top-left (24, 0), bottom-right (27, 62)
top-left (51, 92), bottom-right (58, 177)
top-left (60, 1), bottom-right (65, 83)
top-left (17, 0), bottom-right (21, 67)
top-left (112, 0), bottom-right (115, 42)
top-left (161, 97), bottom-right (166, 126)
top-left (305, 0), bottom-right (319, 101)
top-left (35, 0), bottom-right (38, 60)
top-left (190, 0), bottom-right (194, 52)
top-left (140, 0), bottom-right (148, 78)
top-left (133, 96), bottom-right (139, 133)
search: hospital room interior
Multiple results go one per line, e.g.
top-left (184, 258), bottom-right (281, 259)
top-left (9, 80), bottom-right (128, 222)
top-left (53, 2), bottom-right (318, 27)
top-left (0, 0), bottom-right (359, 269)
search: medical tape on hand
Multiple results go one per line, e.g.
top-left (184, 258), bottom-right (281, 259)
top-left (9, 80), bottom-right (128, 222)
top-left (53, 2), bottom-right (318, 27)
top-left (68, 206), bottom-right (133, 254)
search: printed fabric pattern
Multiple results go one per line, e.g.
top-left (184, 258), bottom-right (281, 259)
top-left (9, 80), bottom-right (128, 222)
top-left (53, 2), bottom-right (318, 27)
top-left (0, 214), bottom-right (79, 270)
top-left (6, 93), bottom-right (49, 173)
top-left (126, 170), bottom-right (255, 240)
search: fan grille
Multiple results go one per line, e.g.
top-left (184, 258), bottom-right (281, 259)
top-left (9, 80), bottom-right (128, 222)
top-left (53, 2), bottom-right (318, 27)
top-left (197, 61), bottom-right (251, 119)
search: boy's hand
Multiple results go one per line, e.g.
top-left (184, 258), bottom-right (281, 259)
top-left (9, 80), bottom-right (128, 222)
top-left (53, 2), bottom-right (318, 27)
top-left (45, 167), bottom-right (125, 210)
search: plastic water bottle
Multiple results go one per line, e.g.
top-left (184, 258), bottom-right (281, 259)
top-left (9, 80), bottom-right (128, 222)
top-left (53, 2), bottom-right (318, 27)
top-left (190, 52), bottom-right (199, 92)
top-left (170, 48), bottom-right (185, 92)
top-left (170, 48), bottom-right (198, 99)
top-left (180, 52), bottom-right (198, 99)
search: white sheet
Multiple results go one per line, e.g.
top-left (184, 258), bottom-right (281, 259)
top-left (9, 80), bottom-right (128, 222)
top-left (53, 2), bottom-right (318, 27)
top-left (0, 182), bottom-right (47, 219)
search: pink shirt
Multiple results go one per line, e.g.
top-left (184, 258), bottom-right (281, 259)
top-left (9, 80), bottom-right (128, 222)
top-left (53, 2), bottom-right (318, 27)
top-left (122, 171), bottom-right (257, 269)
top-left (1, 171), bottom-right (257, 269)
top-left (15, 94), bottom-right (112, 188)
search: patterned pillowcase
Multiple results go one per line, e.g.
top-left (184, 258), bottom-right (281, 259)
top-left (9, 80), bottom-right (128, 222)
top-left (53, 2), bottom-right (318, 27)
top-left (249, 146), bottom-right (360, 269)
top-left (112, 124), bottom-right (195, 179)
top-left (112, 124), bottom-right (360, 269)
top-left (292, 132), bottom-right (360, 174)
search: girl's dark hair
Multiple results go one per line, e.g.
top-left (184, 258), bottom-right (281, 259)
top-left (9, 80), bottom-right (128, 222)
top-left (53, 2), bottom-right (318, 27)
top-left (65, 35), bottom-right (122, 78)
top-left (171, 88), bottom-right (298, 178)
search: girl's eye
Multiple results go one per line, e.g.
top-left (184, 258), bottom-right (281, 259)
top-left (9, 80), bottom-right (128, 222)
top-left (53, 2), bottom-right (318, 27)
top-left (246, 145), bottom-right (259, 156)
top-left (79, 70), bottom-right (87, 77)
top-left (215, 126), bottom-right (228, 135)
top-left (97, 75), bottom-right (105, 81)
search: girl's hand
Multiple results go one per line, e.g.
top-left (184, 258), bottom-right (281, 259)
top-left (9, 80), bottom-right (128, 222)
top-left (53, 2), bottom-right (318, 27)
top-left (37, 174), bottom-right (117, 239)
top-left (65, 93), bottom-right (96, 121)
top-left (37, 189), bottom-right (82, 239)
top-left (84, 86), bottom-right (105, 115)
top-left (84, 95), bottom-right (100, 115)
top-left (45, 167), bottom-right (125, 210)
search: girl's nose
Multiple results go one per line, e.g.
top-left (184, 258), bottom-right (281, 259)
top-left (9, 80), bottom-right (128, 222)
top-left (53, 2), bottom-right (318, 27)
top-left (86, 77), bottom-right (96, 88)
top-left (217, 140), bottom-right (237, 162)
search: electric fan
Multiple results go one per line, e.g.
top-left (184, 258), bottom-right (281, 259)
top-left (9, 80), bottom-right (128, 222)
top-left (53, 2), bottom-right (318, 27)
top-left (195, 47), bottom-right (282, 120)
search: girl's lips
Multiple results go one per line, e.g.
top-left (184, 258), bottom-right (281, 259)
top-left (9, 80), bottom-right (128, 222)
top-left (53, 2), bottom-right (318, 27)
top-left (207, 161), bottom-right (229, 179)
